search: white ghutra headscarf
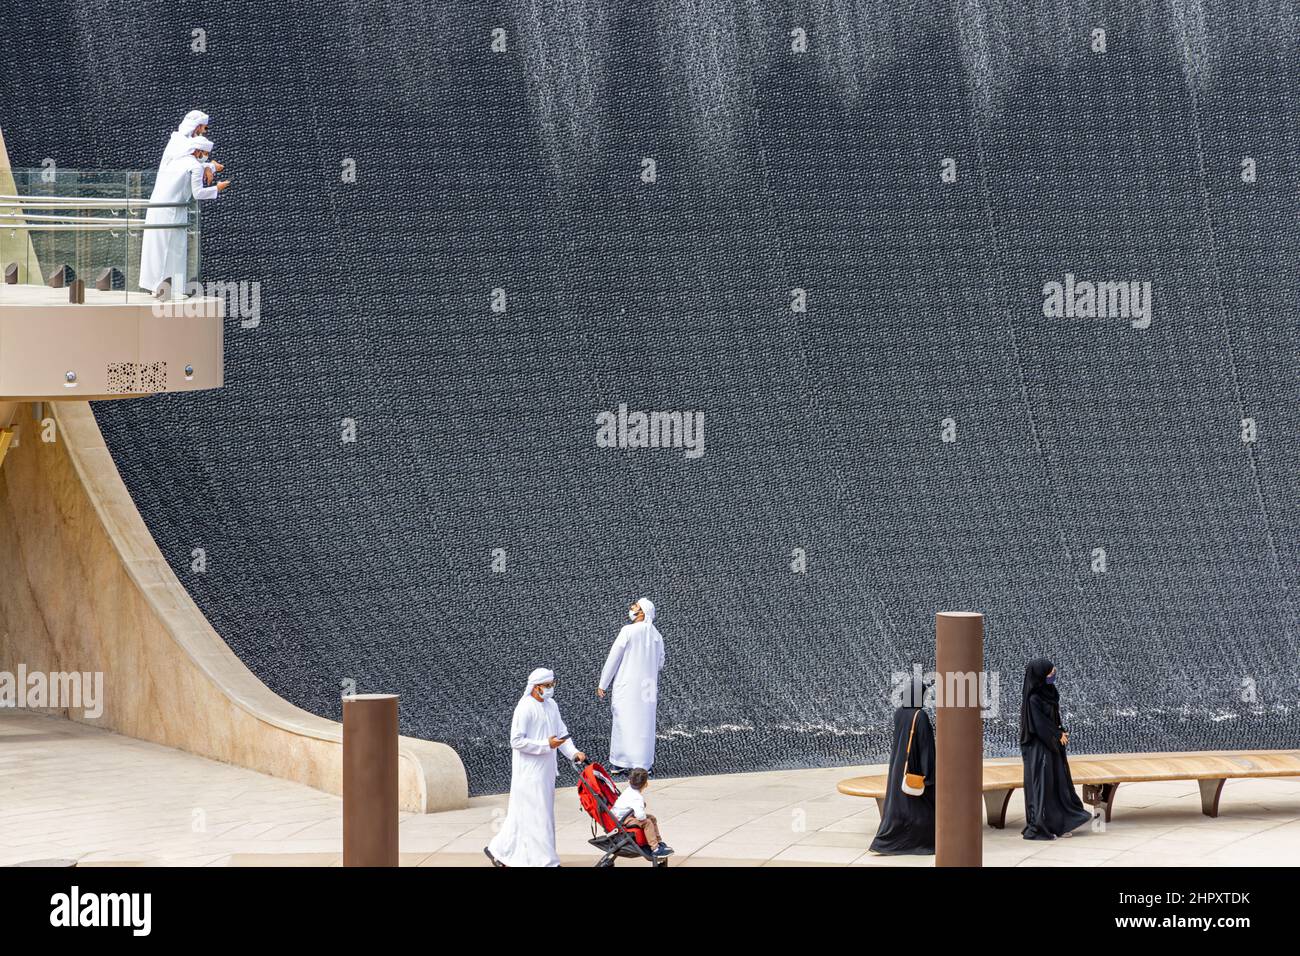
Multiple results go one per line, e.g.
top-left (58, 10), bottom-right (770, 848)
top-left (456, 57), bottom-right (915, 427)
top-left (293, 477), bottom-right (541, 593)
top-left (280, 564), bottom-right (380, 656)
top-left (524, 667), bottom-right (555, 696)
top-left (177, 110), bottom-right (210, 135)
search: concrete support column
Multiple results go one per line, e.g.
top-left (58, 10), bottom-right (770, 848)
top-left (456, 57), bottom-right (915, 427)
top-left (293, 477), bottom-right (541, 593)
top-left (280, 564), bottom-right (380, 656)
top-left (343, 693), bottom-right (399, 867)
top-left (935, 611), bottom-right (984, 867)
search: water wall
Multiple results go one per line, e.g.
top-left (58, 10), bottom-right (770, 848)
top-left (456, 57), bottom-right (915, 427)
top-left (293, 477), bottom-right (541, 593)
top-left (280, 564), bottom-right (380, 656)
top-left (2, 1), bottom-right (1295, 793)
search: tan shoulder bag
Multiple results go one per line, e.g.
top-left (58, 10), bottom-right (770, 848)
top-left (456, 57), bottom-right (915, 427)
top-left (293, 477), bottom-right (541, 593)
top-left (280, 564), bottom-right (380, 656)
top-left (901, 710), bottom-right (926, 796)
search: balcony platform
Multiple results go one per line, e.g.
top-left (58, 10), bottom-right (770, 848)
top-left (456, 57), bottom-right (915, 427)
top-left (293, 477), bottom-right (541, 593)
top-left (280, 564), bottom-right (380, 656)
top-left (0, 286), bottom-right (223, 399)
top-left (0, 284), bottom-right (214, 309)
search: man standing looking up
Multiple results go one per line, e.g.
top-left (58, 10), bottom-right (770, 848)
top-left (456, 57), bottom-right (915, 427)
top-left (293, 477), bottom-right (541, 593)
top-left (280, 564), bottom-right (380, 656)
top-left (485, 668), bottom-right (586, 867)
top-left (597, 598), bottom-right (666, 775)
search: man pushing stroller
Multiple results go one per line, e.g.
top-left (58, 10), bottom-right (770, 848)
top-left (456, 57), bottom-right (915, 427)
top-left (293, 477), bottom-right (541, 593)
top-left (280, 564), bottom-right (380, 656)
top-left (485, 667), bottom-right (586, 867)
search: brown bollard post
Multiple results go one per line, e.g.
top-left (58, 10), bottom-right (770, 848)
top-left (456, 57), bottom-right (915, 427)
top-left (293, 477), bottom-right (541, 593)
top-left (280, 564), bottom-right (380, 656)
top-left (935, 611), bottom-right (984, 867)
top-left (343, 693), bottom-right (399, 866)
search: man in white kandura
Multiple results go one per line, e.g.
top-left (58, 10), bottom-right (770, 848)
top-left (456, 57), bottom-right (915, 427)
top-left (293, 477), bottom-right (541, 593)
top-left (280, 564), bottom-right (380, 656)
top-left (484, 668), bottom-right (586, 867)
top-left (156, 110), bottom-right (223, 209)
top-left (159, 109), bottom-right (216, 166)
top-left (597, 598), bottom-right (666, 776)
top-left (138, 134), bottom-right (230, 296)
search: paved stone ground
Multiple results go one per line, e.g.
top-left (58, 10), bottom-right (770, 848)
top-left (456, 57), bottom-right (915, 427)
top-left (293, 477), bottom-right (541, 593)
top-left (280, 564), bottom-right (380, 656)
top-left (4, 713), bottom-right (1299, 867)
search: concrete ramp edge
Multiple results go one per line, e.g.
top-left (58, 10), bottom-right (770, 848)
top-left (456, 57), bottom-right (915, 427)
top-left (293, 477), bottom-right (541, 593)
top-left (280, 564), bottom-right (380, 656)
top-left (0, 401), bottom-right (468, 812)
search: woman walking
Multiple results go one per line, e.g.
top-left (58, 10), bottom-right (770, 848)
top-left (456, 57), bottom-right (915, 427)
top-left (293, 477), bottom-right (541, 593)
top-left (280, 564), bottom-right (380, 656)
top-left (1020, 658), bottom-right (1091, 840)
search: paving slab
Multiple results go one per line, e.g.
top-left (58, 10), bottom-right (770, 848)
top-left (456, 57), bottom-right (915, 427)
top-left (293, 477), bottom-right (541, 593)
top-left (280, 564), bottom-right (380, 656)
top-left (4, 712), bottom-right (1299, 867)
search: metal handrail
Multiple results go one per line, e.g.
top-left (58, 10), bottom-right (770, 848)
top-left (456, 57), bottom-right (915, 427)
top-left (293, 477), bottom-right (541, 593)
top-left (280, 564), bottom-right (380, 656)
top-left (0, 196), bottom-right (191, 209)
top-left (0, 202), bottom-right (190, 212)
top-left (0, 197), bottom-right (194, 230)
top-left (0, 222), bottom-right (187, 231)
top-left (0, 211), bottom-right (177, 225)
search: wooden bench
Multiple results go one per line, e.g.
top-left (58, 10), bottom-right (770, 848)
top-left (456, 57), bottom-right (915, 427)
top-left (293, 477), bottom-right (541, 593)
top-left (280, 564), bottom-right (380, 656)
top-left (837, 750), bottom-right (1300, 828)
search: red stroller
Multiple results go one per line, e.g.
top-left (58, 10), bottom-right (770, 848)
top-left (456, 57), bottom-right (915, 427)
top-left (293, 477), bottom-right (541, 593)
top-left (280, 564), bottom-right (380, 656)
top-left (575, 760), bottom-right (668, 868)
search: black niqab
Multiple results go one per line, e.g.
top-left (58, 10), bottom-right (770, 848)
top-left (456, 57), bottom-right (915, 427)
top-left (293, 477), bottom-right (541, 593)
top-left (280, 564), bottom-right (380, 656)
top-left (1019, 658), bottom-right (1091, 839)
top-left (869, 675), bottom-right (935, 855)
top-left (1019, 657), bottom-right (1057, 746)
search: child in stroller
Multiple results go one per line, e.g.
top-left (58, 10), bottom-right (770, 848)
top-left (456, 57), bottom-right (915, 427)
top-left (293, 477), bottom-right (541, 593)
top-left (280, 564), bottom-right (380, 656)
top-left (576, 760), bottom-right (673, 867)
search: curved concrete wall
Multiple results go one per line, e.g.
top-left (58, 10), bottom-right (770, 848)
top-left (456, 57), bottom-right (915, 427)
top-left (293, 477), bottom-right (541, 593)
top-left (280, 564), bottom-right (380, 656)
top-left (0, 400), bottom-right (467, 812)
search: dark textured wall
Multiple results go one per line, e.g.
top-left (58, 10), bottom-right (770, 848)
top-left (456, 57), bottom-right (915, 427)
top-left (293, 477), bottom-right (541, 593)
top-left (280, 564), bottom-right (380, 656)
top-left (3, 1), bottom-right (1296, 795)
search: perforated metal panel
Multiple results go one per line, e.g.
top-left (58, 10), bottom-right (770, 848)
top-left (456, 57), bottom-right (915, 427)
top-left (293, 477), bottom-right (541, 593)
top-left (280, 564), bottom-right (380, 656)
top-left (104, 361), bottom-right (167, 394)
top-left (104, 362), bottom-right (135, 395)
top-left (139, 361), bottom-right (167, 393)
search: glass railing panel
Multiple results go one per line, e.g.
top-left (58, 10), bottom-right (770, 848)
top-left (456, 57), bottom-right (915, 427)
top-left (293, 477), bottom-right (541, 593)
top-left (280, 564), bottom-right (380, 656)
top-left (1, 169), bottom-right (201, 303)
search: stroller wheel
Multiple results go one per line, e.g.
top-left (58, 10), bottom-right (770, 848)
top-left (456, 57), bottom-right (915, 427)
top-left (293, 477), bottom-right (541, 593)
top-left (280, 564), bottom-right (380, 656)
top-left (653, 857), bottom-right (668, 868)
top-left (595, 856), bottom-right (616, 868)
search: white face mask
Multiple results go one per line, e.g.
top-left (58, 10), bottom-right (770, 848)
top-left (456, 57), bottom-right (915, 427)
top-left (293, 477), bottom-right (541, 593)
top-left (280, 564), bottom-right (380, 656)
top-left (628, 607), bottom-right (639, 621)
top-left (539, 686), bottom-right (554, 700)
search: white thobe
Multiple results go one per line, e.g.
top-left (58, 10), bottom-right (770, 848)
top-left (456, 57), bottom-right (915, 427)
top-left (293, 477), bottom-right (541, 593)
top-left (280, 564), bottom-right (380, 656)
top-left (157, 130), bottom-right (218, 192)
top-left (599, 621), bottom-right (665, 769)
top-left (487, 694), bottom-right (577, 867)
top-left (150, 108), bottom-right (213, 221)
top-left (158, 132), bottom-right (217, 189)
top-left (138, 155), bottom-right (219, 294)
top-left (160, 130), bottom-right (212, 166)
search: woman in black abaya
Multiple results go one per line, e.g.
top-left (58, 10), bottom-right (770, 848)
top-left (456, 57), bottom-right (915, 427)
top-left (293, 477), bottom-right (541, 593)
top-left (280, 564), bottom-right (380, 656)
top-left (869, 675), bottom-right (935, 855)
top-left (1020, 658), bottom-right (1091, 840)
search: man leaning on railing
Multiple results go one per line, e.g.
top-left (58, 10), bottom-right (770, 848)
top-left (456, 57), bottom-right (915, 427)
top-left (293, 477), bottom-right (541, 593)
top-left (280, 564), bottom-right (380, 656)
top-left (139, 119), bottom-right (230, 298)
